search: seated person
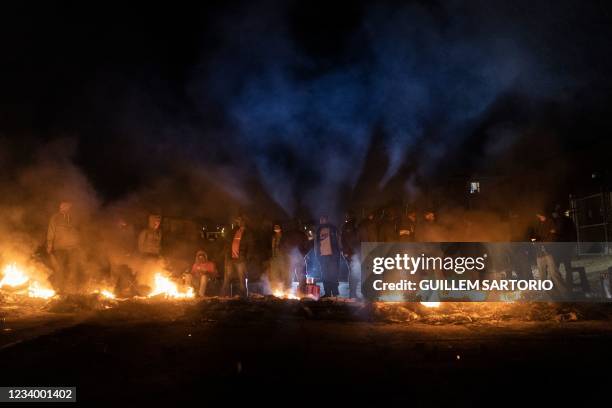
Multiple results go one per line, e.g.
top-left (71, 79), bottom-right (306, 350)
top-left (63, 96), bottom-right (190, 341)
top-left (187, 250), bottom-right (218, 297)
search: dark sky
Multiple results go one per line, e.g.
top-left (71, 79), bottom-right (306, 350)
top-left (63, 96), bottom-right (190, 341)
top-left (2, 0), bottom-right (612, 218)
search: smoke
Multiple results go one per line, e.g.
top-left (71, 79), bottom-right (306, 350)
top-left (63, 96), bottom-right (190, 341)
top-left (188, 0), bottom-right (575, 222)
top-left (0, 0), bottom-right (609, 291)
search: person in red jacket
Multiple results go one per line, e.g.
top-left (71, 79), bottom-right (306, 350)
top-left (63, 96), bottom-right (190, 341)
top-left (189, 250), bottom-right (218, 297)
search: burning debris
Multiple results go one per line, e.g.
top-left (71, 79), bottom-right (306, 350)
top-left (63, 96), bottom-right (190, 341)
top-left (0, 263), bottom-right (56, 300)
top-left (148, 273), bottom-right (195, 300)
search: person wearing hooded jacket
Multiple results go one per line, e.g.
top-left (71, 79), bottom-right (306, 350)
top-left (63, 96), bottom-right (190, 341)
top-left (189, 250), bottom-right (218, 297)
top-left (314, 215), bottom-right (342, 297)
top-left (47, 200), bottom-right (82, 294)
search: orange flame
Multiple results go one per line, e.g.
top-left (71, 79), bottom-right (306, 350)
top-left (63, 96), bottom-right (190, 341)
top-left (148, 273), bottom-right (194, 299)
top-left (0, 263), bottom-right (56, 299)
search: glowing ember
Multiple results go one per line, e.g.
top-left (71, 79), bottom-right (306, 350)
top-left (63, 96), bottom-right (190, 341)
top-left (272, 289), bottom-right (300, 300)
top-left (148, 273), bottom-right (194, 299)
top-left (0, 263), bottom-right (29, 287)
top-left (421, 301), bottom-right (441, 308)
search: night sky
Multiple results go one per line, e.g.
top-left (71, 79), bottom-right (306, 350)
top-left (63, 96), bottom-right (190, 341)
top-left (2, 0), bottom-right (612, 220)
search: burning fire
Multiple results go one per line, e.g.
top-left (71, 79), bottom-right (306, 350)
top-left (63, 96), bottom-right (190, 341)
top-left (148, 273), bottom-right (194, 299)
top-left (0, 263), bottom-right (29, 287)
top-left (93, 289), bottom-right (116, 299)
top-left (421, 301), bottom-right (441, 308)
top-left (273, 289), bottom-right (300, 300)
top-left (0, 263), bottom-right (56, 299)
top-left (28, 281), bottom-right (57, 299)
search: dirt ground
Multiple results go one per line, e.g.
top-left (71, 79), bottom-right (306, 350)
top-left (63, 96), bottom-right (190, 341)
top-left (1, 298), bottom-right (612, 404)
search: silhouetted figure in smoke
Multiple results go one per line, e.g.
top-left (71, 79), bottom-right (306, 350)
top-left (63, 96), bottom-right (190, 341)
top-left (508, 212), bottom-right (534, 280)
top-left (314, 215), bottom-right (341, 298)
top-left (532, 211), bottom-right (570, 297)
top-left (416, 209), bottom-right (439, 242)
top-left (47, 200), bottom-right (83, 294)
top-left (341, 212), bottom-right (360, 298)
top-left (138, 214), bottom-right (162, 258)
top-left (550, 205), bottom-right (589, 293)
top-left (107, 216), bottom-right (137, 297)
top-left (398, 210), bottom-right (417, 242)
top-left (358, 211), bottom-right (379, 242)
top-left (378, 208), bottom-right (398, 242)
top-left (223, 216), bottom-right (253, 297)
top-left (268, 223), bottom-right (291, 292)
top-left (357, 211), bottom-right (379, 300)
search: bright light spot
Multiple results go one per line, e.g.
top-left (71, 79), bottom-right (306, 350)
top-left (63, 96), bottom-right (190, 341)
top-left (273, 289), bottom-right (300, 300)
top-left (1, 263), bottom-right (56, 299)
top-left (28, 281), bottom-right (56, 299)
top-left (0, 263), bottom-right (29, 287)
top-left (421, 301), bottom-right (441, 308)
top-left (148, 273), bottom-right (194, 299)
top-left (93, 289), bottom-right (116, 299)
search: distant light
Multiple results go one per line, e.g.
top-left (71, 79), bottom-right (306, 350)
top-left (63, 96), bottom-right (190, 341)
top-left (469, 181), bottom-right (480, 194)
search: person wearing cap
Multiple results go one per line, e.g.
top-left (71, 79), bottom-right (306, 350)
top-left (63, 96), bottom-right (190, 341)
top-left (47, 200), bottom-right (82, 294)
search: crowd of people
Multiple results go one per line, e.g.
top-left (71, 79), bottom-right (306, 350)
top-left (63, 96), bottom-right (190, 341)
top-left (43, 199), bottom-right (585, 299)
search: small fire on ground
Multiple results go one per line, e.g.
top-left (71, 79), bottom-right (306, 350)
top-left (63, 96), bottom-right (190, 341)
top-left (0, 263), bottom-right (56, 299)
top-left (272, 289), bottom-right (300, 300)
top-left (148, 273), bottom-right (195, 299)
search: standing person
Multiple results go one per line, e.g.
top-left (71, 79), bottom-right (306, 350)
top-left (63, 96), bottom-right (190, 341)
top-left (378, 208), bottom-right (398, 242)
top-left (417, 209), bottom-right (439, 242)
top-left (358, 210), bottom-right (379, 300)
top-left (551, 205), bottom-right (577, 272)
top-left (398, 210), bottom-right (417, 242)
top-left (358, 211), bottom-right (379, 242)
top-left (138, 214), bottom-right (162, 258)
top-left (532, 211), bottom-right (569, 297)
top-left (314, 215), bottom-right (341, 298)
top-left (341, 212), bottom-right (360, 298)
top-left (47, 200), bottom-right (82, 294)
top-left (223, 216), bottom-right (253, 297)
top-left (551, 205), bottom-right (588, 293)
top-left (269, 224), bottom-right (291, 292)
top-left (189, 250), bottom-right (217, 297)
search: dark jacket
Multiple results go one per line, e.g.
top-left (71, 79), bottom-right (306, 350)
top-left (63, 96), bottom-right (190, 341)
top-left (378, 219), bottom-right (398, 242)
top-left (341, 219), bottom-right (360, 257)
top-left (553, 216), bottom-right (577, 242)
top-left (531, 218), bottom-right (556, 242)
top-left (314, 223), bottom-right (341, 258)
top-left (358, 218), bottom-right (378, 242)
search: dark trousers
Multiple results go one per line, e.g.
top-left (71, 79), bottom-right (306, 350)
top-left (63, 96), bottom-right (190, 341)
top-left (223, 259), bottom-right (247, 297)
top-left (319, 255), bottom-right (339, 296)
